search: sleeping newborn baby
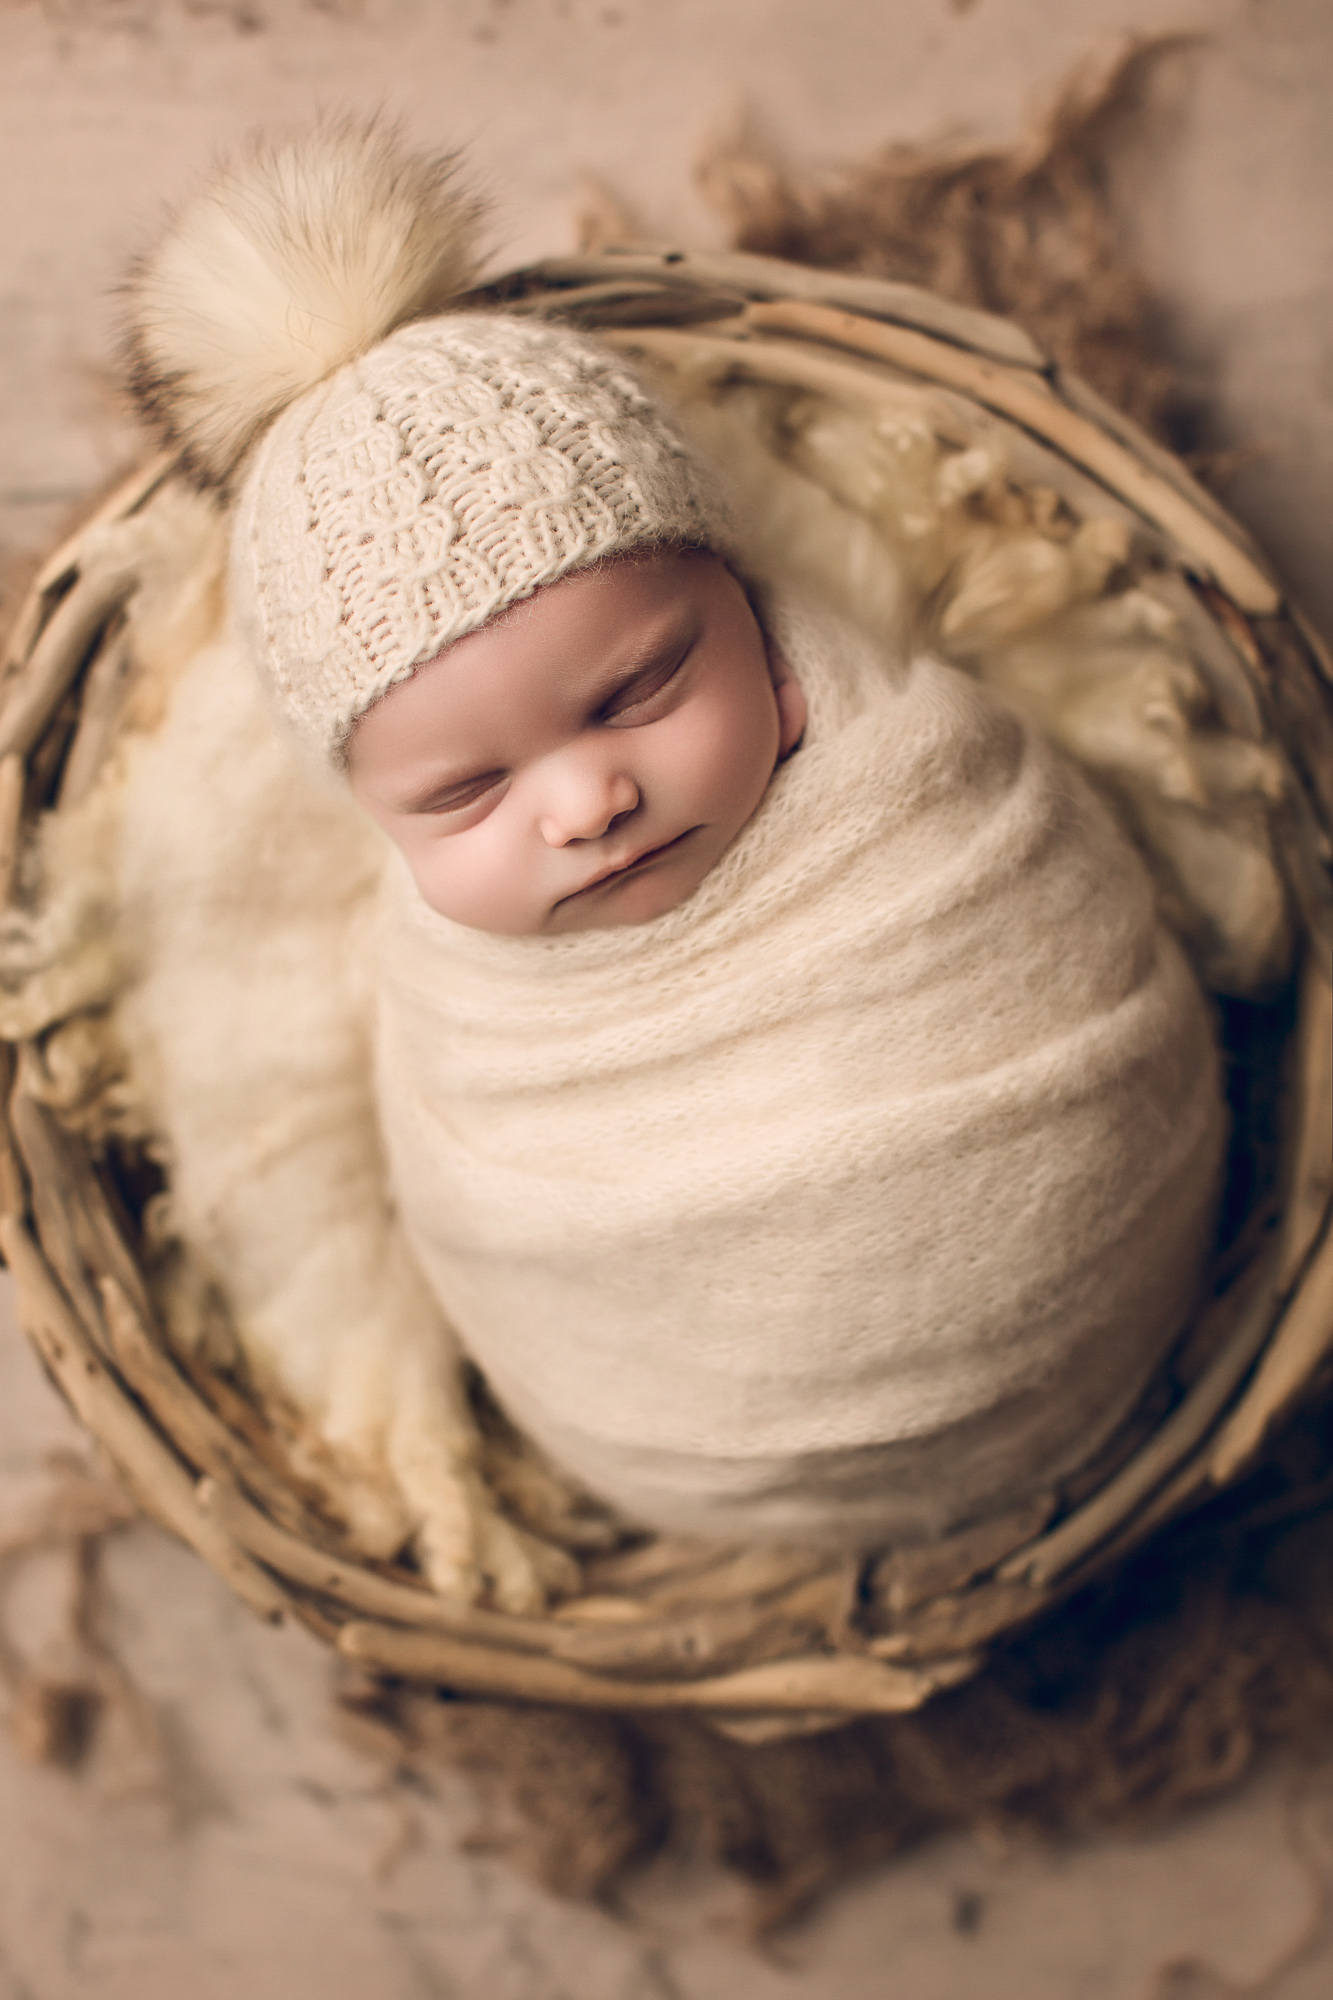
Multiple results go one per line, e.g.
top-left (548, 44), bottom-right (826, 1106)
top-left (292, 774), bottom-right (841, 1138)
top-left (330, 536), bottom-right (1223, 1547)
top-left (192, 153), bottom-right (1223, 1553)
top-left (218, 285), bottom-right (1222, 1549)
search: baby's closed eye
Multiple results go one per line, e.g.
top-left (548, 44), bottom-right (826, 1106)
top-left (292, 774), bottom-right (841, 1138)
top-left (596, 641), bottom-right (693, 727)
top-left (413, 770), bottom-right (509, 818)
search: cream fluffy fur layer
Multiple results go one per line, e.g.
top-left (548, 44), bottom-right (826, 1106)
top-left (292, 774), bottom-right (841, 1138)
top-left (108, 623), bottom-right (572, 1606)
top-left (376, 595), bottom-right (1228, 1546)
top-left (0, 496), bottom-right (567, 1609)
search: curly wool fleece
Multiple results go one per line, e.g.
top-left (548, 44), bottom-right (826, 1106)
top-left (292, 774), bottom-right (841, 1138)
top-left (375, 594), bottom-right (1227, 1546)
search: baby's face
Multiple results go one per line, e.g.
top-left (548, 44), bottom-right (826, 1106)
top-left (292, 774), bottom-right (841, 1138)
top-left (347, 551), bottom-right (805, 935)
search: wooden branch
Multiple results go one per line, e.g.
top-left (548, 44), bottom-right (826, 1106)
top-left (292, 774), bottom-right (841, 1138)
top-left (198, 1473), bottom-right (532, 1636)
top-left (0, 1049), bottom-right (26, 1221)
top-left (582, 1534), bottom-right (763, 1594)
top-left (544, 1578), bottom-right (841, 1679)
top-left (29, 456), bottom-right (174, 600)
top-left (0, 754), bottom-right (24, 904)
top-left (8, 1071), bottom-right (108, 1349)
top-left (583, 1534), bottom-right (830, 1607)
top-left (603, 319), bottom-right (952, 419)
top-left (512, 281), bottom-right (746, 327)
top-left (1269, 781), bottom-right (1333, 971)
top-left (0, 561), bottom-right (142, 766)
top-left (199, 1476), bottom-right (841, 1679)
top-left (871, 1575), bottom-right (1056, 1662)
top-left (1, 586), bottom-right (56, 692)
top-left (738, 300), bottom-right (1281, 616)
top-left (0, 454), bottom-right (166, 714)
top-left (1041, 1400), bottom-right (1270, 1601)
top-left (57, 624), bottom-right (133, 811)
top-left (5, 1077), bottom-right (159, 1345)
top-left (1252, 619), bottom-right (1333, 840)
top-left (507, 248), bottom-right (1047, 368)
top-left (8, 1054), bottom-right (157, 1335)
top-left (936, 1142), bottom-right (1329, 1602)
top-left (1053, 366), bottom-right (1272, 560)
top-left (337, 1616), bottom-right (979, 1714)
top-left (1292, 607), bottom-right (1333, 692)
top-left (1193, 595), bottom-right (1333, 958)
top-left (98, 1280), bottom-right (336, 1542)
top-left (999, 1252), bottom-right (1285, 1588)
top-left (871, 1490), bottom-right (1055, 1617)
top-left (1209, 1232), bottom-right (1333, 1484)
top-left (165, 1345), bottom-right (304, 1477)
top-left (0, 1214), bottom-right (290, 1624)
top-left (60, 1146), bottom-right (156, 1332)
top-left (1276, 960), bottom-right (1333, 1289)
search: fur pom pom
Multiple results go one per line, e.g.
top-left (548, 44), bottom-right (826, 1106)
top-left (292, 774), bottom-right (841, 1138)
top-left (122, 115), bottom-right (487, 487)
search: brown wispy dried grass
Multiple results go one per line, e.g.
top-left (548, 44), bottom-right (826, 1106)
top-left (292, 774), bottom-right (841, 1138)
top-left (693, 37), bottom-right (1195, 442)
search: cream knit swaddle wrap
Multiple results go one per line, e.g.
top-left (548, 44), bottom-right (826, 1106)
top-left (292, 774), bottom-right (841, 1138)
top-left (376, 596), bottom-right (1226, 1547)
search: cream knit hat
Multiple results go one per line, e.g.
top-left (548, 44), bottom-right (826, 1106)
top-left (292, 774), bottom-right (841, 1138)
top-left (232, 314), bottom-right (727, 761)
top-left (123, 118), bottom-right (728, 763)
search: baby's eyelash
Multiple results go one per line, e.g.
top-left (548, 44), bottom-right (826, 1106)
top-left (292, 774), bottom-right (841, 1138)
top-left (600, 650), bottom-right (689, 723)
top-left (421, 772), bottom-right (506, 814)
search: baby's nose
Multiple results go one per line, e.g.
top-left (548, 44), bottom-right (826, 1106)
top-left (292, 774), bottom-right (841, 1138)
top-left (538, 764), bottom-right (640, 847)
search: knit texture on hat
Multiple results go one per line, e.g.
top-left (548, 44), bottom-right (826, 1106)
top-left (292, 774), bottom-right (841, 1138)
top-left (231, 312), bottom-right (730, 762)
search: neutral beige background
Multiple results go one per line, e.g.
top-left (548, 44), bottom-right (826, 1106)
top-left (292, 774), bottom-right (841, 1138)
top-left (2, 2), bottom-right (1332, 1994)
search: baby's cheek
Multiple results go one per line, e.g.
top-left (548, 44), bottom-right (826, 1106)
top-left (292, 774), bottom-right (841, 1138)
top-left (401, 825), bottom-right (472, 923)
top-left (416, 819), bottom-right (543, 935)
top-left (679, 683), bottom-right (777, 825)
top-left (653, 697), bottom-right (723, 802)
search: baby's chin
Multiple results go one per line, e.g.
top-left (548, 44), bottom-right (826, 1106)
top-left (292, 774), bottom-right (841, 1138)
top-left (411, 832), bottom-right (713, 936)
top-left (541, 835), bottom-right (708, 935)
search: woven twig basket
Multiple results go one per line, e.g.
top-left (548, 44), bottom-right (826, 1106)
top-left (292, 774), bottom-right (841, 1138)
top-left (1, 249), bottom-right (1330, 1733)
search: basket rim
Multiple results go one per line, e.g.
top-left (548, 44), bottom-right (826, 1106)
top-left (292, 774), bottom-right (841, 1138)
top-left (1, 260), bottom-right (1330, 1720)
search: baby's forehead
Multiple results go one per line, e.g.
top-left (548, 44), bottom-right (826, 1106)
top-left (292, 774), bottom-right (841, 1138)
top-left (433, 546), bottom-right (718, 673)
top-left (348, 545), bottom-right (747, 784)
top-left (372, 552), bottom-right (697, 735)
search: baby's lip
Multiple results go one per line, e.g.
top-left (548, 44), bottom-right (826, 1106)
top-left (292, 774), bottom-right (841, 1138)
top-left (565, 829), bottom-right (694, 901)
